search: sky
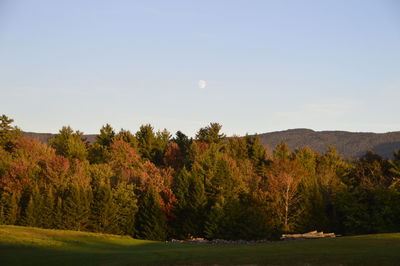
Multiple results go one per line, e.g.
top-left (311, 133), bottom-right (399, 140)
top-left (1, 0), bottom-right (400, 136)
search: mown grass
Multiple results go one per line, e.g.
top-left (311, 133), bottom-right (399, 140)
top-left (1, 225), bottom-right (400, 265)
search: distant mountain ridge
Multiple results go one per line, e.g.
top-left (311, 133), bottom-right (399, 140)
top-left (257, 129), bottom-right (400, 158)
top-left (23, 132), bottom-right (97, 144)
top-left (24, 128), bottom-right (400, 159)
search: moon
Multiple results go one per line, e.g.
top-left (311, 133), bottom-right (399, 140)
top-left (198, 80), bottom-right (207, 89)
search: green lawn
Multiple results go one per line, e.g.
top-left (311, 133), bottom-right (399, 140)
top-left (1, 225), bottom-right (400, 265)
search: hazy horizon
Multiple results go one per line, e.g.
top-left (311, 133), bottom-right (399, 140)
top-left (22, 126), bottom-right (400, 138)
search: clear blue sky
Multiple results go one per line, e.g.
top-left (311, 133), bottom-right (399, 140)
top-left (1, 0), bottom-right (400, 136)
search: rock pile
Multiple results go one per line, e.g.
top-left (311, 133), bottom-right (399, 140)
top-left (167, 231), bottom-right (336, 245)
top-left (281, 230), bottom-right (336, 240)
top-left (168, 238), bottom-right (271, 245)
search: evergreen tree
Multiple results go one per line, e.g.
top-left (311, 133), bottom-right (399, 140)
top-left (90, 184), bottom-right (115, 233)
top-left (89, 164), bottom-right (114, 193)
top-left (217, 194), bottom-right (275, 240)
top-left (40, 186), bottom-right (55, 228)
top-left (0, 191), bottom-right (19, 225)
top-left (112, 183), bottom-right (138, 235)
top-left (97, 124), bottom-right (115, 147)
top-left (21, 185), bottom-right (42, 227)
top-left (196, 123), bottom-right (225, 144)
top-left (0, 114), bottom-right (21, 151)
top-left (204, 197), bottom-right (224, 239)
top-left (62, 185), bottom-right (91, 231)
top-left (273, 141), bottom-right (292, 161)
top-left (245, 135), bottom-right (269, 169)
top-left (0, 197), bottom-right (4, 224)
top-left (88, 143), bottom-right (110, 164)
top-left (135, 124), bottom-right (168, 164)
top-left (227, 136), bottom-right (248, 160)
top-left (49, 126), bottom-right (88, 160)
top-left (22, 195), bottom-right (36, 226)
top-left (173, 131), bottom-right (193, 168)
top-left (293, 147), bottom-right (326, 232)
top-left (172, 168), bottom-right (206, 238)
top-left (53, 197), bottom-right (64, 229)
top-left (135, 124), bottom-right (157, 162)
top-left (135, 187), bottom-right (167, 241)
top-left (88, 124), bottom-right (115, 164)
top-left (115, 129), bottom-right (138, 148)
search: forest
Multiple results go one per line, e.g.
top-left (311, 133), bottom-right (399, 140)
top-left (0, 114), bottom-right (399, 241)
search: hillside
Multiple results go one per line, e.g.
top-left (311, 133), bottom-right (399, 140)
top-left (24, 132), bottom-right (97, 144)
top-left (24, 128), bottom-right (400, 158)
top-left (1, 225), bottom-right (400, 265)
top-left (257, 129), bottom-right (400, 158)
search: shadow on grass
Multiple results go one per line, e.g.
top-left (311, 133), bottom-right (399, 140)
top-left (2, 234), bottom-right (400, 266)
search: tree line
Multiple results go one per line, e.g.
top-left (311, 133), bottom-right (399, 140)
top-left (1, 114), bottom-right (400, 240)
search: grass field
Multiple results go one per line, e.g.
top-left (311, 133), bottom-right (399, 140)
top-left (1, 225), bottom-right (400, 265)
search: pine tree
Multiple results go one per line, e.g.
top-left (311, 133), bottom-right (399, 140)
top-left (135, 187), bottom-right (167, 241)
top-left (133, 125), bottom-right (170, 165)
top-left (0, 192), bottom-right (19, 225)
top-left (0, 114), bottom-right (21, 151)
top-left (196, 123), bottom-right (225, 144)
top-left (97, 124), bottom-right (116, 147)
top-left (90, 184), bottom-right (115, 233)
top-left (20, 186), bottom-right (42, 227)
top-left (88, 124), bottom-right (115, 164)
top-left (88, 143), bottom-right (110, 164)
top-left (49, 126), bottom-right (88, 160)
top-left (112, 183), bottom-right (137, 235)
top-left (245, 135), bottom-right (269, 170)
top-left (204, 197), bottom-right (224, 239)
top-left (40, 186), bottom-right (55, 228)
top-left (62, 185), bottom-right (91, 231)
top-left (22, 195), bottom-right (36, 226)
top-left (114, 129), bottom-right (138, 148)
top-left (172, 169), bottom-right (206, 238)
top-left (173, 131), bottom-right (193, 168)
top-left (0, 200), bottom-right (4, 224)
top-left (53, 197), bottom-right (64, 229)
top-left (273, 141), bottom-right (292, 161)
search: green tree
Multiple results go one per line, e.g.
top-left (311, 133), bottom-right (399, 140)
top-left (0, 191), bottom-right (19, 225)
top-left (388, 150), bottom-right (400, 190)
top-left (245, 135), bottom-right (270, 174)
top-left (217, 194), bottom-right (276, 240)
top-left (273, 141), bottom-right (292, 161)
top-left (0, 114), bottom-right (21, 151)
top-left (196, 123), bottom-right (225, 144)
top-left (172, 168), bottom-right (206, 238)
top-left (135, 124), bottom-right (158, 162)
top-left (172, 131), bottom-right (193, 168)
top-left (135, 125), bottom-right (171, 165)
top-left (62, 185), bottom-right (92, 231)
top-left (293, 147), bottom-right (325, 232)
top-left (97, 124), bottom-right (115, 147)
top-left (88, 124), bottom-right (115, 164)
top-left (335, 152), bottom-right (399, 234)
top-left (21, 185), bottom-right (42, 227)
top-left (89, 164), bottom-right (114, 190)
top-left (115, 129), bottom-right (138, 148)
top-left (135, 187), bottom-right (167, 241)
top-left (112, 183), bottom-right (138, 235)
top-left (90, 184), bottom-right (115, 233)
top-left (40, 186), bottom-right (55, 228)
top-left (88, 143), bottom-right (110, 164)
top-left (204, 197), bottom-right (224, 239)
top-left (49, 126), bottom-right (88, 160)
